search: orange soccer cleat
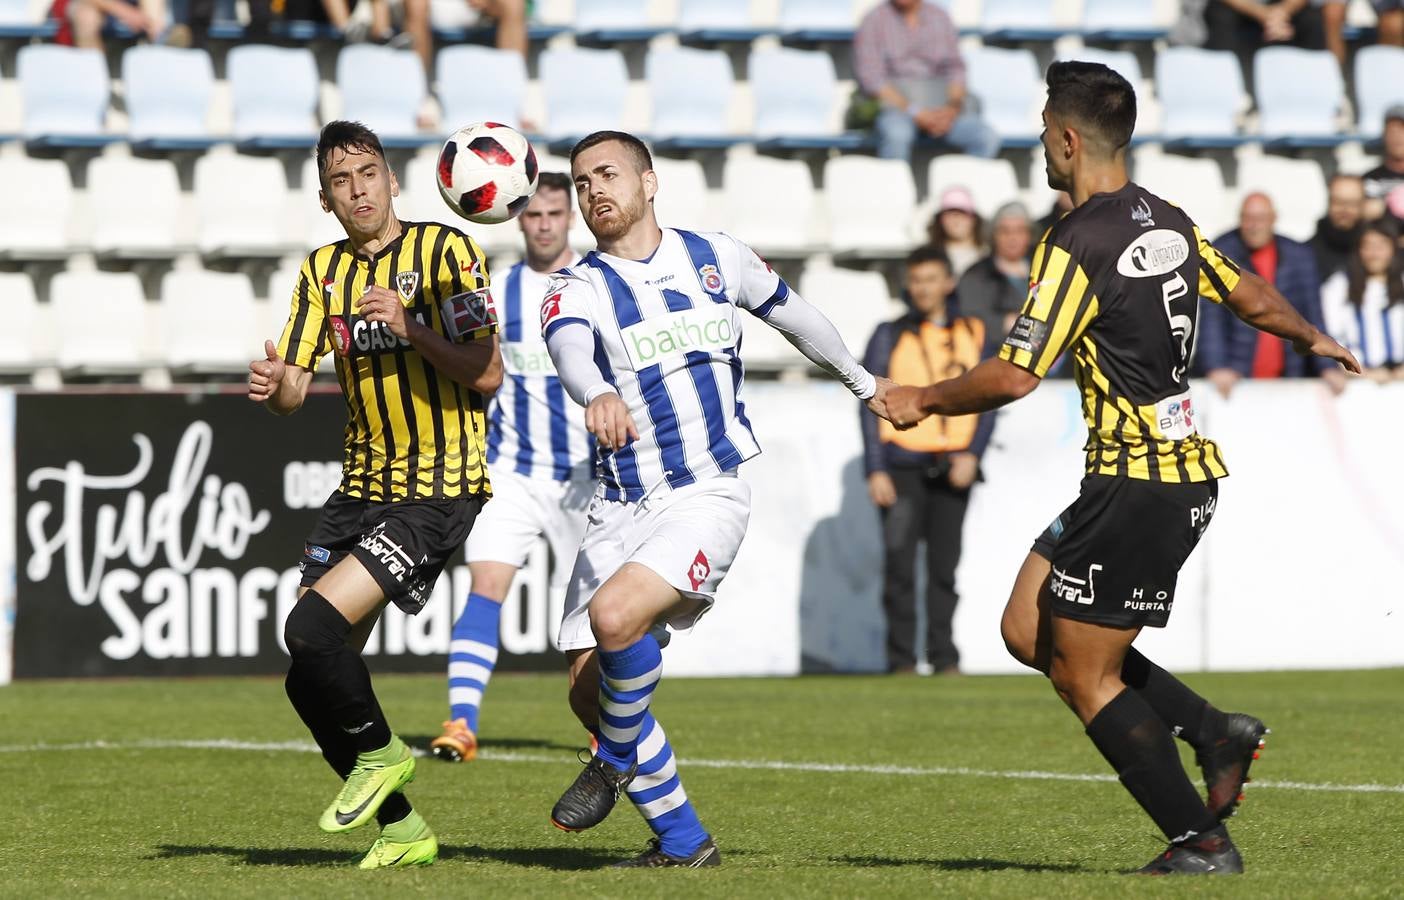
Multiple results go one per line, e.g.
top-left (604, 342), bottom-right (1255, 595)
top-left (430, 718), bottom-right (478, 763)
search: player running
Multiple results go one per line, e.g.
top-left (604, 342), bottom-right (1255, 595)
top-left (885, 63), bottom-right (1360, 875)
top-left (541, 130), bottom-right (899, 867)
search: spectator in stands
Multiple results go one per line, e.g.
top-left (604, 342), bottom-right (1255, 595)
top-left (861, 246), bottom-right (994, 676)
top-left (1327, 0), bottom-right (1404, 61)
top-left (67, 0), bottom-right (169, 46)
top-left (956, 201), bottom-right (1032, 341)
top-left (1364, 106), bottom-right (1404, 221)
top-left (853, 0), bottom-right (1000, 162)
top-left (1313, 174), bottom-right (1366, 282)
top-left (1320, 220), bottom-right (1404, 381)
top-left (1203, 0), bottom-right (1325, 86)
top-left (1199, 192), bottom-right (1346, 395)
top-left (925, 187), bottom-right (984, 278)
top-left (461, 0), bottom-right (527, 55)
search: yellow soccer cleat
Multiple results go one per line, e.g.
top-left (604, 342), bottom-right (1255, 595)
top-left (430, 718), bottom-right (478, 763)
top-left (359, 814), bottom-right (438, 869)
top-left (320, 736), bottom-right (416, 833)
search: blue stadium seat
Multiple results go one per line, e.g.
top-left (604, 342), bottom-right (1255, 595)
top-left (437, 45), bottom-right (528, 133)
top-left (778, 0), bottom-right (855, 42)
top-left (539, 46), bottom-right (628, 146)
top-left (17, 45), bottom-right (116, 148)
top-left (750, 46), bottom-right (863, 149)
top-left (1059, 48), bottom-right (1151, 139)
top-left (964, 45), bottom-right (1042, 147)
top-left (122, 46), bottom-right (217, 150)
top-left (1254, 47), bottom-right (1344, 147)
top-left (1155, 47), bottom-right (1246, 148)
top-left (981, 0), bottom-right (1061, 42)
top-left (678, 0), bottom-right (767, 42)
top-left (0, 0), bottom-right (56, 37)
top-left (335, 44), bottom-right (428, 145)
top-left (647, 46), bottom-right (737, 149)
top-left (228, 44), bottom-right (319, 149)
top-left (1081, 0), bottom-right (1167, 41)
top-left (1355, 45), bottom-right (1404, 139)
top-left (574, 0), bottom-right (664, 41)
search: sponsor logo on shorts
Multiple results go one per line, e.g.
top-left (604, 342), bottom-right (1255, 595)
top-left (1125, 587), bottom-right (1172, 613)
top-left (304, 544), bottom-right (331, 564)
top-left (688, 550), bottom-right (711, 591)
top-left (357, 523), bottom-right (416, 582)
top-left (1050, 562), bottom-right (1102, 606)
top-left (1190, 495), bottom-right (1217, 534)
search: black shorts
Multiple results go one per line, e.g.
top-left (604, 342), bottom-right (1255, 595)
top-left (300, 491), bottom-right (484, 614)
top-left (1030, 475), bottom-right (1218, 629)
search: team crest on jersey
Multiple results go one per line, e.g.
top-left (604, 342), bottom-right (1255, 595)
top-left (687, 550), bottom-right (711, 591)
top-left (698, 264), bottom-right (724, 294)
top-left (327, 316), bottom-right (352, 355)
top-left (395, 271), bottom-right (421, 302)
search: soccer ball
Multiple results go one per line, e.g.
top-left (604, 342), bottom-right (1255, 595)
top-left (435, 122), bottom-right (539, 225)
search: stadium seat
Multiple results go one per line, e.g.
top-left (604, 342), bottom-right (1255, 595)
top-left (1355, 45), bottom-right (1404, 139)
top-left (1155, 48), bottom-right (1245, 146)
top-left (121, 46), bottom-right (216, 148)
top-left (824, 155), bottom-right (916, 256)
top-left (0, 273), bottom-right (50, 371)
top-left (797, 263), bottom-right (893, 349)
top-left (194, 152), bottom-right (297, 259)
top-left (17, 45), bottom-right (113, 145)
top-left (335, 44), bottom-right (427, 142)
top-left (539, 46), bottom-right (628, 142)
top-left (265, 260), bottom-right (305, 336)
top-left (722, 153), bottom-right (821, 254)
top-left (574, 0), bottom-right (664, 40)
top-left (651, 156), bottom-right (716, 231)
top-left (1061, 47), bottom-right (1142, 88)
top-left (647, 46), bottom-right (735, 146)
top-left (678, 0), bottom-right (764, 41)
top-left (926, 154), bottom-right (1021, 220)
top-left (162, 270), bottom-right (260, 372)
top-left (964, 45), bottom-right (1042, 145)
top-left (437, 45), bottom-right (527, 132)
top-left (299, 157), bottom-right (349, 250)
top-left (1131, 148), bottom-right (1230, 239)
top-left (1081, 0), bottom-right (1168, 40)
top-left (0, 155), bottom-right (73, 260)
top-left (779, 0), bottom-right (855, 38)
top-left (750, 47), bottom-right (852, 145)
top-left (52, 271), bottom-right (150, 373)
top-left (227, 44), bottom-right (319, 147)
top-left (1234, 154), bottom-right (1326, 243)
top-left (0, 0), bottom-right (57, 37)
top-left (396, 145), bottom-right (517, 256)
top-left (88, 155), bottom-right (184, 259)
top-left (1253, 47), bottom-right (1343, 145)
top-left (981, 0), bottom-right (1061, 41)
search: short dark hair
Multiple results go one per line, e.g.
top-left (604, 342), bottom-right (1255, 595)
top-left (1045, 61), bottom-right (1137, 155)
top-left (536, 171), bottom-right (573, 207)
top-left (316, 120), bottom-right (386, 183)
top-left (569, 130), bottom-right (653, 173)
top-left (906, 244), bottom-right (952, 272)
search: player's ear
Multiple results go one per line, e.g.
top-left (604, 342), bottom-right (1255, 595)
top-left (389, 167), bottom-right (400, 198)
top-left (642, 169), bottom-right (658, 203)
top-left (319, 188), bottom-right (331, 214)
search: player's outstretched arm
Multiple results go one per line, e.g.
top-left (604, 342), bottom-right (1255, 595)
top-left (248, 339), bottom-right (313, 415)
top-left (886, 357), bottom-right (1040, 428)
top-left (358, 285), bottom-right (504, 394)
top-left (1224, 271), bottom-right (1362, 376)
top-left (760, 290), bottom-right (878, 402)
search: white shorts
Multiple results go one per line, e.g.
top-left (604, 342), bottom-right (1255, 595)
top-left (465, 467), bottom-right (593, 589)
top-left (557, 472), bottom-right (752, 652)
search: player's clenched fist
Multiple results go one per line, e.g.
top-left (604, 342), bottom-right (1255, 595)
top-left (883, 383), bottom-right (930, 429)
top-left (248, 339), bottom-right (286, 403)
top-left (585, 390), bottom-right (639, 451)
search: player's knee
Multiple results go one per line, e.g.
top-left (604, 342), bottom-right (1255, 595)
top-left (1000, 611), bottom-right (1044, 672)
top-left (283, 590), bottom-right (352, 659)
top-left (587, 596), bottom-right (642, 646)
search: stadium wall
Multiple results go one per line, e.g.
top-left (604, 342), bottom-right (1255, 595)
top-left (1, 381), bottom-right (1400, 684)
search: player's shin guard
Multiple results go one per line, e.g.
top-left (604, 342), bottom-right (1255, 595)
top-left (447, 592), bottom-right (502, 732)
top-left (595, 634), bottom-right (663, 769)
top-left (1085, 688), bottom-right (1220, 843)
top-left (1121, 648), bottom-right (1228, 750)
top-left (626, 712), bottom-right (710, 858)
top-left (283, 590), bottom-right (393, 754)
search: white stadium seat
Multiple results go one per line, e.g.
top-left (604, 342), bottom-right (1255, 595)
top-left (797, 263), bottom-right (893, 350)
top-left (651, 156), bottom-right (716, 231)
top-left (299, 156), bottom-right (350, 251)
top-left (88, 155), bottom-right (184, 258)
top-left (539, 46), bottom-right (628, 139)
top-left (1234, 154), bottom-right (1327, 243)
top-left (647, 45), bottom-right (734, 140)
top-left (437, 45), bottom-right (527, 132)
top-left (824, 155), bottom-right (916, 255)
top-left (0, 273), bottom-right (51, 371)
top-left (1156, 47), bottom-right (1244, 140)
top-left (1254, 47), bottom-right (1343, 140)
top-left (194, 152), bottom-right (296, 258)
top-left (162, 270), bottom-right (260, 371)
top-left (678, 0), bottom-right (751, 31)
top-left (0, 155), bottom-right (74, 259)
top-left (335, 44), bottom-right (426, 139)
top-left (927, 155), bottom-right (1021, 221)
top-left (574, 0), bottom-right (647, 31)
top-left (121, 46), bottom-right (214, 142)
top-left (1082, 0), bottom-right (1164, 31)
top-left (981, 0), bottom-right (1055, 31)
top-left (227, 44), bottom-right (320, 142)
top-left (17, 45), bottom-right (109, 139)
top-left (779, 0), bottom-right (856, 30)
top-left (1355, 45), bottom-right (1404, 138)
top-left (964, 45), bottom-right (1042, 142)
top-left (1063, 47), bottom-right (1143, 87)
top-left (750, 47), bottom-right (841, 139)
top-left (722, 153), bottom-right (821, 254)
top-left (1132, 148), bottom-right (1230, 239)
top-left (52, 271), bottom-right (150, 373)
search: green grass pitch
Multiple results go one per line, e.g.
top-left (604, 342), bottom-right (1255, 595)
top-left (2, 668), bottom-right (1402, 898)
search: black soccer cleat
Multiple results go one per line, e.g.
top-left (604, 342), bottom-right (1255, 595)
top-left (550, 755), bottom-right (637, 832)
top-left (1135, 825), bottom-right (1244, 875)
top-left (612, 837), bottom-right (721, 868)
top-left (1197, 713), bottom-right (1269, 820)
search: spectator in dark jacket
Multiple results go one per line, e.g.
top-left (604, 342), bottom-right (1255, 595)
top-left (956, 200), bottom-right (1032, 342)
top-left (1312, 174), bottom-right (1365, 283)
top-left (1198, 192), bottom-right (1346, 395)
top-left (861, 246), bottom-right (995, 675)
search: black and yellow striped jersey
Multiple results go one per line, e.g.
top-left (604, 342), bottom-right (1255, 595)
top-left (998, 182), bottom-right (1241, 483)
top-left (278, 221), bottom-right (498, 502)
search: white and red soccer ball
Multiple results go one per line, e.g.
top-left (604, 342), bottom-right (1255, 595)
top-left (436, 122), bottom-right (539, 225)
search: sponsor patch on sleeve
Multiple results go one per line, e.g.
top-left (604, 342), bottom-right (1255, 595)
top-left (1004, 314), bottom-right (1051, 356)
top-left (441, 288), bottom-right (497, 340)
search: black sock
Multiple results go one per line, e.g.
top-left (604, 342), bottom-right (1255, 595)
top-left (283, 591), bottom-right (394, 754)
top-left (286, 663), bottom-right (412, 827)
top-left (1121, 648), bottom-right (1228, 750)
top-left (1085, 688), bottom-right (1221, 843)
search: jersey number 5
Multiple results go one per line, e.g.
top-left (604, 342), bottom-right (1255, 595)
top-left (1160, 272), bottom-right (1193, 383)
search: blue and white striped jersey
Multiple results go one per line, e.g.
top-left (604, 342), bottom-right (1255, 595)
top-left (486, 259), bottom-right (595, 482)
top-left (542, 229), bottom-right (793, 502)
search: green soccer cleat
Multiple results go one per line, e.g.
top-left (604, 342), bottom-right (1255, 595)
top-left (320, 736), bottom-right (417, 833)
top-left (358, 816), bottom-right (438, 869)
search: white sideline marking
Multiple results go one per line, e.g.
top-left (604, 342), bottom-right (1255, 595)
top-left (2, 739), bottom-right (1402, 796)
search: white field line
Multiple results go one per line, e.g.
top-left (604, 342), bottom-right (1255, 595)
top-left (2, 738), bottom-right (1402, 796)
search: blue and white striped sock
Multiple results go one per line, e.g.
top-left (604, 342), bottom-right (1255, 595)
top-left (447, 592), bottom-right (502, 732)
top-left (595, 634), bottom-right (663, 770)
top-left (627, 711), bottom-right (710, 858)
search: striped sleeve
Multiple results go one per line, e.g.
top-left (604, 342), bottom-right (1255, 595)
top-left (1195, 225), bottom-right (1241, 305)
top-left (277, 256), bottom-right (327, 371)
top-left (439, 229), bottom-right (497, 342)
top-left (997, 236), bottom-right (1099, 378)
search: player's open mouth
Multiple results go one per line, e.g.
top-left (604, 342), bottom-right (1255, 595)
top-left (593, 204), bottom-right (614, 218)
top-left (354, 204), bottom-right (375, 215)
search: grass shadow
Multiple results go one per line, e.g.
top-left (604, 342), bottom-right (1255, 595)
top-left (153, 843), bottom-right (657, 871)
top-left (153, 845), bottom-right (354, 868)
top-left (833, 855), bottom-right (1091, 874)
top-left (399, 734), bottom-right (581, 754)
